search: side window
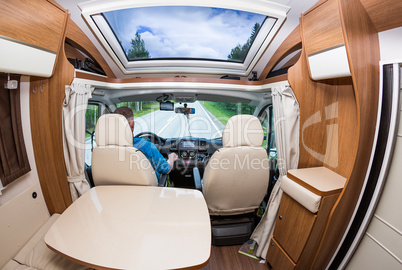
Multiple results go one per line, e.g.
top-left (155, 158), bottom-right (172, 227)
top-left (258, 105), bottom-right (276, 159)
top-left (85, 104), bottom-right (100, 165)
top-left (267, 105), bottom-right (277, 160)
top-left (259, 110), bottom-right (268, 149)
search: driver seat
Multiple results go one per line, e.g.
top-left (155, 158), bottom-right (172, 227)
top-left (91, 114), bottom-right (159, 186)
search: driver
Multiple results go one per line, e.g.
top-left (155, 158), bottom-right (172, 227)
top-left (114, 106), bottom-right (178, 182)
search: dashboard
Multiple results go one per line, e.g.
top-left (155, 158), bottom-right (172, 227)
top-left (158, 137), bottom-right (222, 171)
top-left (136, 135), bottom-right (223, 187)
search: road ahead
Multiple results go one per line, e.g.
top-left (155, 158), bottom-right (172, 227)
top-left (133, 101), bottom-right (224, 139)
top-left (85, 101), bottom-right (224, 165)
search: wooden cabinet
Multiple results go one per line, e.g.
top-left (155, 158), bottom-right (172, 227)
top-left (267, 238), bottom-right (295, 270)
top-left (0, 0), bottom-right (68, 77)
top-left (302, 0), bottom-right (344, 56)
top-left (267, 167), bottom-right (346, 270)
top-left (0, 0), bottom-right (67, 53)
top-left (274, 193), bottom-right (316, 262)
top-left (301, 0), bottom-right (351, 80)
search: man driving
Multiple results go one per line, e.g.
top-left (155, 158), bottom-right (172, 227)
top-left (114, 106), bottom-right (178, 181)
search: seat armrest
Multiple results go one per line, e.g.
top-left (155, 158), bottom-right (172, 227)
top-left (158, 174), bottom-right (168, 187)
top-left (193, 167), bottom-right (202, 191)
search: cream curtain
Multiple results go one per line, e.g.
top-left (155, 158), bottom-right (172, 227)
top-left (250, 85), bottom-right (300, 259)
top-left (62, 82), bottom-right (93, 201)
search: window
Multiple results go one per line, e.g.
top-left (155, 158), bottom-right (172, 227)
top-left (81, 1), bottom-right (288, 75)
top-left (258, 105), bottom-right (276, 158)
top-left (200, 101), bottom-right (256, 126)
top-left (85, 104), bottom-right (100, 165)
top-left (116, 101), bottom-right (159, 117)
top-left (259, 109), bottom-right (268, 149)
top-left (103, 6), bottom-right (266, 63)
top-left (115, 100), bottom-right (256, 140)
top-left (267, 105), bottom-right (276, 159)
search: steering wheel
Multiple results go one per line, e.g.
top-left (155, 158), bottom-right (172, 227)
top-left (134, 132), bottom-right (163, 146)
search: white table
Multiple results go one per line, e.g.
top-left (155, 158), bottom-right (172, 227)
top-left (45, 186), bottom-right (211, 270)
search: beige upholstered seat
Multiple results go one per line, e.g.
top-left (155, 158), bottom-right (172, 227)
top-left (202, 115), bottom-right (270, 216)
top-left (0, 185), bottom-right (90, 270)
top-left (91, 114), bottom-right (158, 186)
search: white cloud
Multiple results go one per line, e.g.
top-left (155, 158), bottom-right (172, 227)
top-left (104, 6), bottom-right (265, 60)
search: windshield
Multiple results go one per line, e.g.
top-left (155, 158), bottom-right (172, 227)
top-left (115, 100), bottom-right (256, 139)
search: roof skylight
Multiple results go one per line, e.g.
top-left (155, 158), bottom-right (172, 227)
top-left (80, 0), bottom-right (289, 76)
top-left (102, 6), bottom-right (266, 63)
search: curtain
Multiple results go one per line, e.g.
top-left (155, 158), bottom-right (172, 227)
top-left (0, 74), bottom-right (30, 187)
top-left (250, 85), bottom-right (300, 259)
top-left (62, 82), bottom-right (93, 201)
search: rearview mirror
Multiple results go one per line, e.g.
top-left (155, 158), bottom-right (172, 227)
top-left (175, 107), bottom-right (195, 114)
top-left (160, 101), bottom-right (174, 111)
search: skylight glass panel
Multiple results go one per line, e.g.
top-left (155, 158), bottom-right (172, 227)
top-left (103, 6), bottom-right (267, 63)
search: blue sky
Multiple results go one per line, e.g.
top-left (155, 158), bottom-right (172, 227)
top-left (103, 6), bottom-right (266, 60)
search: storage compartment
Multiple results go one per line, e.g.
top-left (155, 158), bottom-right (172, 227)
top-left (65, 40), bottom-right (106, 76)
top-left (0, 0), bottom-right (66, 77)
top-left (273, 193), bottom-right (316, 262)
top-left (210, 215), bottom-right (254, 246)
top-left (0, 0), bottom-right (66, 53)
top-left (266, 167), bottom-right (345, 269)
top-left (267, 238), bottom-right (295, 270)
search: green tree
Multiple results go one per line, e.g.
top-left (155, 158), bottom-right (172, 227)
top-left (249, 23), bottom-right (260, 43)
top-left (227, 23), bottom-right (261, 62)
top-left (127, 32), bottom-right (150, 60)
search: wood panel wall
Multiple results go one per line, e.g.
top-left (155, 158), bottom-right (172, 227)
top-left (23, 1), bottom-right (88, 214)
top-left (30, 16), bottom-right (75, 214)
top-left (288, 50), bottom-right (358, 178)
top-left (287, 0), bottom-right (380, 268)
top-left (312, 0), bottom-right (380, 267)
top-left (291, 0), bottom-right (360, 178)
top-left (360, 0), bottom-right (402, 32)
top-left (23, 0), bottom-right (125, 214)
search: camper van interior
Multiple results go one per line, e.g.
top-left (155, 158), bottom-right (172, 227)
top-left (0, 0), bottom-right (402, 269)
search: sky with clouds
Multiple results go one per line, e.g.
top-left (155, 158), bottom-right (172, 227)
top-left (103, 6), bottom-right (266, 61)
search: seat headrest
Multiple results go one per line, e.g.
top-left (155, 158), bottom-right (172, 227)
top-left (95, 114), bottom-right (133, 147)
top-left (222, 115), bottom-right (264, 147)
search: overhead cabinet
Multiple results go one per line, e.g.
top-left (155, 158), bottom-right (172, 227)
top-left (301, 0), bottom-right (352, 80)
top-left (0, 0), bottom-right (67, 77)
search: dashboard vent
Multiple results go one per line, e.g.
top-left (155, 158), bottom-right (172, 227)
top-left (200, 140), bottom-right (207, 150)
top-left (171, 140), bottom-right (177, 149)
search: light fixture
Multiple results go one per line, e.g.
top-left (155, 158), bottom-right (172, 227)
top-left (4, 74), bottom-right (18, 89)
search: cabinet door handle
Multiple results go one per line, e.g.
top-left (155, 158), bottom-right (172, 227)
top-left (279, 215), bottom-right (283, 220)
